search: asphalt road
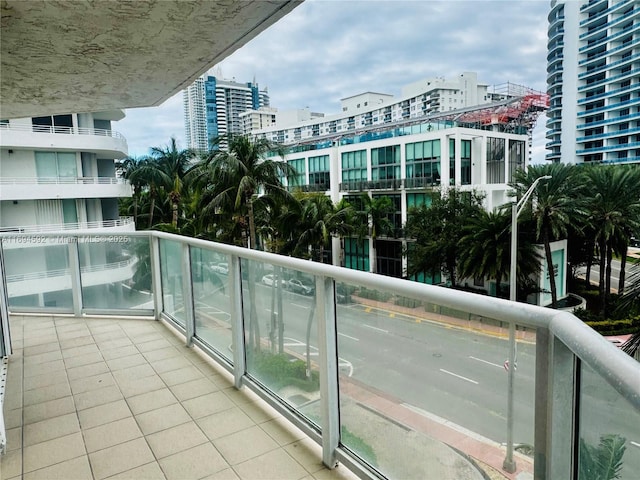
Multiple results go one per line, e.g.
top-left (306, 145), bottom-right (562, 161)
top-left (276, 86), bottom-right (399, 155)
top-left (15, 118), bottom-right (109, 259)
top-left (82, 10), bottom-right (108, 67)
top-left (189, 276), bottom-right (639, 475)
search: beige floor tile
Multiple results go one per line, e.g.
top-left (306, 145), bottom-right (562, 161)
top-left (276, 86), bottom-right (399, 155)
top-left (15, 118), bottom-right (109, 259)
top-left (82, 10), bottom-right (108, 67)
top-left (23, 349), bottom-right (63, 366)
top-left (78, 399), bottom-right (132, 429)
top-left (57, 328), bottom-right (91, 340)
top-left (112, 363), bottom-right (157, 383)
top-left (0, 448), bottom-right (22, 478)
top-left (23, 412), bottom-right (80, 446)
top-left (135, 403), bottom-right (191, 435)
top-left (83, 416), bottom-right (143, 453)
top-left (146, 421), bottom-right (208, 459)
top-left (69, 371), bottom-right (116, 394)
top-left (142, 346), bottom-right (182, 362)
top-left (127, 387), bottom-right (178, 415)
top-left (170, 377), bottom-right (219, 401)
top-left (74, 384), bottom-right (123, 410)
top-left (3, 407), bottom-right (22, 429)
top-left (5, 427), bottom-right (22, 452)
top-left (203, 467), bottom-right (241, 480)
top-left (213, 425), bottom-right (279, 465)
top-left (234, 448), bottom-right (308, 480)
top-left (183, 391), bottom-right (234, 419)
top-left (89, 437), bottom-right (155, 480)
top-left (158, 442), bottom-right (229, 480)
top-left (23, 432), bottom-right (86, 473)
top-left (23, 359), bottom-right (66, 378)
top-left (106, 353), bottom-right (148, 371)
top-left (261, 416), bottom-right (308, 446)
top-left (59, 335), bottom-right (95, 350)
top-left (117, 374), bottom-right (166, 397)
top-left (106, 461), bottom-right (166, 479)
top-left (312, 466), bottom-right (360, 480)
top-left (62, 343), bottom-right (100, 358)
top-left (284, 438), bottom-right (325, 474)
top-left (23, 334), bottom-right (58, 348)
top-left (23, 369), bottom-right (68, 391)
top-left (3, 384), bottom-right (22, 410)
top-left (150, 354), bottom-right (192, 374)
top-left (100, 344), bottom-right (139, 361)
top-left (66, 361), bottom-right (110, 380)
top-left (196, 407), bottom-right (255, 441)
top-left (93, 329), bottom-right (128, 343)
top-left (97, 337), bottom-right (134, 351)
top-left (222, 386), bottom-right (260, 406)
top-left (23, 342), bottom-right (60, 357)
top-left (23, 381), bottom-right (71, 407)
top-left (159, 365), bottom-right (204, 386)
top-left (23, 396), bottom-right (75, 425)
top-left (22, 455), bottom-right (93, 480)
top-left (237, 400), bottom-right (281, 424)
top-left (63, 350), bottom-right (105, 368)
top-left (137, 337), bottom-right (174, 352)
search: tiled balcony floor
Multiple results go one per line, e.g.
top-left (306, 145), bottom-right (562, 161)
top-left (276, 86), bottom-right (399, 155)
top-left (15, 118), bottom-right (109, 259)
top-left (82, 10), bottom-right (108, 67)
top-left (1, 314), bottom-right (358, 480)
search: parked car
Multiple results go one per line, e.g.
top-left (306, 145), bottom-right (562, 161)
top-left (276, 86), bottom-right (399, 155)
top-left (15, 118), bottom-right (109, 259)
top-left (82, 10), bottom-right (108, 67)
top-left (286, 278), bottom-right (314, 295)
top-left (631, 237), bottom-right (640, 248)
top-left (211, 263), bottom-right (228, 275)
top-left (261, 274), bottom-right (283, 287)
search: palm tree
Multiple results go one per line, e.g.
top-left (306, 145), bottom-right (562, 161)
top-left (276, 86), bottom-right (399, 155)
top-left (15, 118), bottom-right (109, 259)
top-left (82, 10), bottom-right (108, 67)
top-left (149, 137), bottom-right (194, 228)
top-left (354, 194), bottom-right (394, 273)
top-left (511, 163), bottom-right (582, 308)
top-left (119, 156), bottom-right (147, 228)
top-left (458, 209), bottom-right (540, 299)
top-left (583, 164), bottom-right (640, 313)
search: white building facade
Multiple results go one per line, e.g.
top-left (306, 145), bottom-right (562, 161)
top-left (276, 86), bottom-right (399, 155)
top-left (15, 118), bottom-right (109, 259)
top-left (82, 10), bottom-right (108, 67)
top-left (546, 0), bottom-right (640, 164)
top-left (0, 111), bottom-right (134, 308)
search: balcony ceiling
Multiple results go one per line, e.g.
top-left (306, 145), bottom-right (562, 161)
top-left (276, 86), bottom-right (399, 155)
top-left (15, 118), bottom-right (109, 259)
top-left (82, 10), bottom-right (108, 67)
top-left (0, 0), bottom-right (302, 119)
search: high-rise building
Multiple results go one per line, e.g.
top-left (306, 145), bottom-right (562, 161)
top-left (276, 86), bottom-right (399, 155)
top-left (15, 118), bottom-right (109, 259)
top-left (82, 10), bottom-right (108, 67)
top-left (183, 74), bottom-right (270, 151)
top-left (546, 0), bottom-right (640, 164)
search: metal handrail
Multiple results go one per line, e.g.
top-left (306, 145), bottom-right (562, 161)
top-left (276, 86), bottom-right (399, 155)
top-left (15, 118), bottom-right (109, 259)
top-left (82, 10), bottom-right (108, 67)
top-left (0, 217), bottom-right (133, 234)
top-left (0, 177), bottom-right (127, 185)
top-left (0, 122), bottom-right (126, 141)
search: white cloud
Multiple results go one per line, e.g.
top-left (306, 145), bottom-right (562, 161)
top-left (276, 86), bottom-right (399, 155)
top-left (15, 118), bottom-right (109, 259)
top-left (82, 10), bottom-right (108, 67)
top-left (117, 0), bottom-right (551, 158)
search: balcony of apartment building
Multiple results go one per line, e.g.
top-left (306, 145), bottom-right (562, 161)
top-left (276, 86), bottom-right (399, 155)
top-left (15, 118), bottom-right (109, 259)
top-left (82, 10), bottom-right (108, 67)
top-left (0, 176), bottom-right (132, 201)
top-left (0, 122), bottom-right (128, 159)
top-left (0, 230), bottom-right (638, 480)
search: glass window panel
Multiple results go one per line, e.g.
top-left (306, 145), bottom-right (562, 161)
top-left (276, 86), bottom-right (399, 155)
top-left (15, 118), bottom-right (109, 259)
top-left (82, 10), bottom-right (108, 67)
top-left (79, 236), bottom-right (154, 311)
top-left (159, 239), bottom-right (186, 328)
top-left (415, 142), bottom-right (424, 159)
top-left (406, 144), bottom-right (415, 161)
top-left (35, 152), bottom-right (57, 178)
top-left (578, 363), bottom-right (640, 479)
top-left (241, 259), bottom-right (320, 423)
top-left (57, 152), bottom-right (77, 177)
top-left (433, 140), bottom-right (441, 157)
top-left (3, 238), bottom-right (73, 311)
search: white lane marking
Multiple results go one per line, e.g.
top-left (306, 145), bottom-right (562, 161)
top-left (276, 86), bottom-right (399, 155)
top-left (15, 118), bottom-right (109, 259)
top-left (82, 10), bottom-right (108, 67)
top-left (291, 303), bottom-right (309, 309)
top-left (439, 369), bottom-right (479, 385)
top-left (469, 356), bottom-right (504, 369)
top-left (338, 332), bottom-right (360, 341)
top-left (363, 324), bottom-right (388, 333)
top-left (631, 441), bottom-right (640, 449)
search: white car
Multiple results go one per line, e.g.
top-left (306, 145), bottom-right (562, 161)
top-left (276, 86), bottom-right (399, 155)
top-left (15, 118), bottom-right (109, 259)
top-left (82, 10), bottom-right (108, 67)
top-left (261, 274), bottom-right (282, 286)
top-left (211, 263), bottom-right (228, 275)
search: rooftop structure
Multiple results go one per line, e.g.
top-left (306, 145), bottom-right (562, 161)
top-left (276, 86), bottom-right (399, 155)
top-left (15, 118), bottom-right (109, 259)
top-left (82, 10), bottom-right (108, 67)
top-left (545, 0), bottom-right (640, 164)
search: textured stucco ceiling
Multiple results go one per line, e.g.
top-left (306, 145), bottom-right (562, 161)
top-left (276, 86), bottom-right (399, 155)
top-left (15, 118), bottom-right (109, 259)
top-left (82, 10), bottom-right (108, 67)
top-left (0, 0), bottom-right (302, 119)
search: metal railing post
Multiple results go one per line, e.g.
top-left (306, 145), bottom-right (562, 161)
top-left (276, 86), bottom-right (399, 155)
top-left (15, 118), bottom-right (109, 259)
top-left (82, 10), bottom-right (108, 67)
top-left (316, 276), bottom-right (340, 468)
top-left (181, 243), bottom-right (195, 347)
top-left (229, 255), bottom-right (246, 389)
top-left (68, 237), bottom-right (83, 316)
top-left (0, 242), bottom-right (12, 357)
top-left (534, 328), bottom-right (550, 480)
top-left (150, 235), bottom-right (163, 320)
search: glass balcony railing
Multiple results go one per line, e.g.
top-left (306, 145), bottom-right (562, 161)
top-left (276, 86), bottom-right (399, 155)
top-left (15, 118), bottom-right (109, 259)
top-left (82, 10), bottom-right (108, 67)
top-left (0, 230), bottom-right (638, 480)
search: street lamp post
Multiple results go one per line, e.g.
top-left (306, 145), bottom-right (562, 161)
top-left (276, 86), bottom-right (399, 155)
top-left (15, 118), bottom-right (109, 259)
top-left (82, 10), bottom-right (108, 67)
top-left (503, 175), bottom-right (552, 473)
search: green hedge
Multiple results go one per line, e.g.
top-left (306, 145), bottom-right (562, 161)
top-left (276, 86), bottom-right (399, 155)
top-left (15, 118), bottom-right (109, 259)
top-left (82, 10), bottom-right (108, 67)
top-left (584, 315), bottom-right (640, 335)
top-left (358, 287), bottom-right (392, 302)
top-left (251, 352), bottom-right (319, 391)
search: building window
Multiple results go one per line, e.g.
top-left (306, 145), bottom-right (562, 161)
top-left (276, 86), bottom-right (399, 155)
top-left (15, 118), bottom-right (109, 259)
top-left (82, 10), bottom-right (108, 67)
top-left (344, 237), bottom-right (369, 271)
top-left (376, 240), bottom-right (403, 278)
top-left (508, 140), bottom-right (525, 183)
top-left (461, 139), bottom-right (472, 185)
top-left (373, 194), bottom-right (402, 237)
top-left (486, 137), bottom-right (505, 184)
top-left (406, 192), bottom-right (434, 209)
top-left (32, 114), bottom-right (73, 133)
top-left (287, 158), bottom-right (306, 188)
top-left (341, 150), bottom-right (367, 187)
top-left (371, 145), bottom-right (401, 181)
top-left (405, 140), bottom-right (441, 186)
top-left (309, 155), bottom-right (330, 189)
top-left (35, 151), bottom-right (78, 178)
top-left (449, 138), bottom-right (455, 185)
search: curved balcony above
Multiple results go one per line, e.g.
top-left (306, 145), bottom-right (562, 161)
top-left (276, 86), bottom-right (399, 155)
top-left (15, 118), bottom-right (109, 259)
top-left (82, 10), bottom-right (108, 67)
top-left (0, 217), bottom-right (135, 236)
top-left (0, 123), bottom-right (128, 158)
top-left (0, 176), bottom-right (132, 200)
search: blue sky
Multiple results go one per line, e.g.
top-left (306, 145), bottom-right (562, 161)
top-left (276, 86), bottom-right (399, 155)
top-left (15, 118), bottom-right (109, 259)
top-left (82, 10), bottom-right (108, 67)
top-left (118, 0), bottom-right (550, 162)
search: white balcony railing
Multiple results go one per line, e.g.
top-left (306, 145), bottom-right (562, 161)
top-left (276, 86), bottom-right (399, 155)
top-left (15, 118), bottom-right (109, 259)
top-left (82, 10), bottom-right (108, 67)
top-left (0, 176), bottom-right (127, 185)
top-left (0, 217), bottom-right (134, 234)
top-left (0, 230), bottom-right (638, 479)
top-left (0, 122), bottom-right (126, 142)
